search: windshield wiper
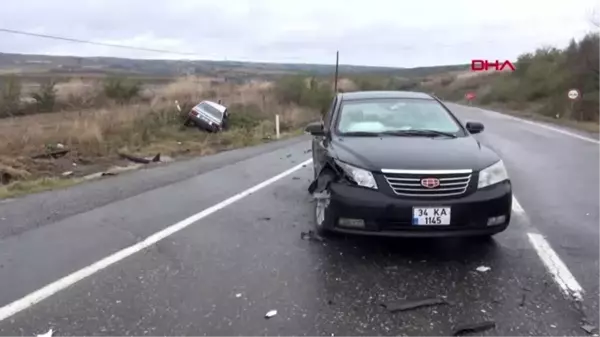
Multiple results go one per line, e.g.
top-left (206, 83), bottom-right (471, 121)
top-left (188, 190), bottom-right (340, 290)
top-left (341, 131), bottom-right (383, 137)
top-left (380, 129), bottom-right (457, 138)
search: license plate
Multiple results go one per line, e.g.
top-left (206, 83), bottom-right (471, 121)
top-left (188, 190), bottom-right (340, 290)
top-left (412, 207), bottom-right (451, 226)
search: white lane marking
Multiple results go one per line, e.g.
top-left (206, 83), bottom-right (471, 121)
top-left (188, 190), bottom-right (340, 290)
top-left (480, 108), bottom-right (599, 145)
top-left (527, 232), bottom-right (584, 301)
top-left (512, 195), bottom-right (584, 301)
top-left (511, 196), bottom-right (525, 215)
top-left (0, 158), bottom-right (313, 323)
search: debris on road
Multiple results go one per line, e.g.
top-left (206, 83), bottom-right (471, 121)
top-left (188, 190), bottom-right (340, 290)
top-left (265, 310), bottom-right (277, 319)
top-left (304, 149), bottom-right (312, 153)
top-left (235, 293), bottom-right (242, 298)
top-left (475, 265), bottom-right (491, 272)
top-left (519, 294), bottom-right (526, 307)
top-left (301, 230), bottom-right (324, 242)
top-left (381, 297), bottom-right (449, 313)
top-left (286, 154), bottom-right (292, 158)
top-left (101, 172), bottom-right (117, 176)
top-left (61, 171), bottom-right (73, 177)
top-left (36, 328), bottom-right (53, 337)
top-left (31, 148), bottom-right (69, 160)
top-left (292, 176), bottom-right (300, 180)
top-left (581, 324), bottom-right (598, 335)
top-left (452, 321), bottom-right (496, 336)
top-left (118, 152), bottom-right (161, 164)
top-left (259, 217), bottom-right (271, 221)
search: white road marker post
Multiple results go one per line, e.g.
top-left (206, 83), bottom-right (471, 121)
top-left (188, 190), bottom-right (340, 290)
top-left (275, 114), bottom-right (280, 139)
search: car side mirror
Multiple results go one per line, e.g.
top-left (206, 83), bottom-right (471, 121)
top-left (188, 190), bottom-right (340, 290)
top-left (466, 121), bottom-right (484, 134)
top-left (305, 122), bottom-right (325, 136)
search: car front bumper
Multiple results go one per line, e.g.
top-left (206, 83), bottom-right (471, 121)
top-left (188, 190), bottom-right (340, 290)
top-left (325, 181), bottom-right (512, 238)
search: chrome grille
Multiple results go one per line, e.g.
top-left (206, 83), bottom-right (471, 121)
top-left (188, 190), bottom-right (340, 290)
top-left (382, 169), bottom-right (472, 197)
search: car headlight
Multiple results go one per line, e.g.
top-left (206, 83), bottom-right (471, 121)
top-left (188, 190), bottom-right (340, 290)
top-left (335, 160), bottom-right (378, 189)
top-left (478, 160), bottom-right (509, 189)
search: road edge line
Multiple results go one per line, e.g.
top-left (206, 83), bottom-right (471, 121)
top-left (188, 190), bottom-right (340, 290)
top-left (0, 158), bottom-right (313, 322)
top-left (527, 232), bottom-right (584, 301)
top-left (474, 106), bottom-right (599, 145)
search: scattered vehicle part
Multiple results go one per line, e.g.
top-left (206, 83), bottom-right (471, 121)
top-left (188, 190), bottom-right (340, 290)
top-left (31, 148), bottom-right (69, 160)
top-left (265, 310), bottom-right (277, 319)
top-left (581, 324), bottom-right (598, 334)
top-left (452, 321), bottom-right (496, 336)
top-left (118, 153), bottom-right (161, 164)
top-left (476, 266), bottom-right (491, 272)
top-left (381, 297), bottom-right (449, 313)
top-left (519, 294), bottom-right (526, 307)
top-left (301, 230), bottom-right (324, 242)
top-left (184, 100), bottom-right (229, 133)
top-left (304, 91), bottom-right (512, 238)
top-left (36, 329), bottom-right (53, 337)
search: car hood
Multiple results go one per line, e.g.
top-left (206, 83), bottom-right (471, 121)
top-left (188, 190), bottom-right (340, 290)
top-left (329, 135), bottom-right (499, 172)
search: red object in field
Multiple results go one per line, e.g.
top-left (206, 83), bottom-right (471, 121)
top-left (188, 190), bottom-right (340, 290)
top-left (465, 92), bottom-right (476, 101)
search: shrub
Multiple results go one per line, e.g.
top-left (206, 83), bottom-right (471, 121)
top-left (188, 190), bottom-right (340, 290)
top-left (440, 76), bottom-right (455, 86)
top-left (274, 76), bottom-right (333, 115)
top-left (103, 77), bottom-right (141, 103)
top-left (227, 103), bottom-right (264, 129)
top-left (31, 80), bottom-right (57, 113)
top-left (0, 76), bottom-right (22, 117)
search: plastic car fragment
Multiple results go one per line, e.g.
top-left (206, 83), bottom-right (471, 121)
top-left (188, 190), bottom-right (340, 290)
top-left (381, 297), bottom-right (449, 313)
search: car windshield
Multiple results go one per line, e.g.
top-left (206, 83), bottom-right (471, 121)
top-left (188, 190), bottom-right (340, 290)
top-left (196, 102), bottom-right (223, 121)
top-left (336, 98), bottom-right (462, 135)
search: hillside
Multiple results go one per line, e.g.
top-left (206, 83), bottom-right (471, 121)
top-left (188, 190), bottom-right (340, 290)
top-left (0, 52), bottom-right (469, 79)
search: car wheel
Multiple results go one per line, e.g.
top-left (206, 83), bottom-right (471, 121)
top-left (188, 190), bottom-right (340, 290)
top-left (314, 189), bottom-right (335, 237)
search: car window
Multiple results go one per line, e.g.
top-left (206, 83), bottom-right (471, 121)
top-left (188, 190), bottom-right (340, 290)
top-left (196, 102), bottom-right (223, 121)
top-left (336, 98), bottom-right (462, 134)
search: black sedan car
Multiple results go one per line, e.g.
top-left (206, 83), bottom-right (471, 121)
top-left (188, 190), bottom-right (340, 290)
top-left (305, 91), bottom-right (512, 238)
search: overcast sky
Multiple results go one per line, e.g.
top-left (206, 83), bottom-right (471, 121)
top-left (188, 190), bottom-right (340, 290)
top-left (1, 0), bottom-right (598, 67)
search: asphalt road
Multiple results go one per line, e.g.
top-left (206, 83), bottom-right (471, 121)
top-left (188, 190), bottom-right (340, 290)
top-left (0, 103), bottom-right (597, 336)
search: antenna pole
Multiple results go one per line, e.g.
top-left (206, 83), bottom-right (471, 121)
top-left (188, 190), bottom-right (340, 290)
top-left (334, 50), bottom-right (339, 93)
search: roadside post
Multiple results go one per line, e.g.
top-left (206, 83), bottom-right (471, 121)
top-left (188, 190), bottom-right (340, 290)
top-left (567, 88), bottom-right (580, 120)
top-left (275, 114), bottom-right (280, 139)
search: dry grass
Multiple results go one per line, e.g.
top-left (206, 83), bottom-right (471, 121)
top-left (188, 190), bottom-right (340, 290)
top-left (0, 76), bottom-right (320, 196)
top-left (0, 177), bottom-right (82, 200)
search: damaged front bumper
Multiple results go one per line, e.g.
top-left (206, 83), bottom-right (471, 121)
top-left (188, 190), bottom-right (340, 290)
top-left (323, 180), bottom-right (512, 238)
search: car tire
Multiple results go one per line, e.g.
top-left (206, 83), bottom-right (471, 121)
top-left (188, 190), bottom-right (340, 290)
top-left (313, 189), bottom-right (336, 237)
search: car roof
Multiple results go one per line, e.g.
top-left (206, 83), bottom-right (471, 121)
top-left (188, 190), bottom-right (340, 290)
top-left (199, 100), bottom-right (227, 113)
top-left (339, 91), bottom-right (434, 101)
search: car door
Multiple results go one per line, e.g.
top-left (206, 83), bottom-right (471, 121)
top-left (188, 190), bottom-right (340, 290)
top-left (312, 96), bottom-right (337, 176)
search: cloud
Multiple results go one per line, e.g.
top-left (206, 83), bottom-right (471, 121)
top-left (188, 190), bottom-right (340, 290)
top-left (0, 0), bottom-right (597, 67)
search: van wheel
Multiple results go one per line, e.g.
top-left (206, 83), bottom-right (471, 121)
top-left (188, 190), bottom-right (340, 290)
top-left (313, 189), bottom-right (335, 237)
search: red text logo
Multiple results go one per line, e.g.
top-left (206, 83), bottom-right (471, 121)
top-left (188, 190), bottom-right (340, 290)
top-left (471, 60), bottom-right (515, 72)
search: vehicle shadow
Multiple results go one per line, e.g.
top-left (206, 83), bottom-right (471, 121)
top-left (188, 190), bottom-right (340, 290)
top-left (323, 234), bottom-right (501, 263)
